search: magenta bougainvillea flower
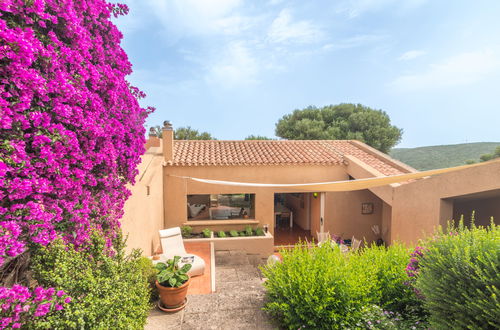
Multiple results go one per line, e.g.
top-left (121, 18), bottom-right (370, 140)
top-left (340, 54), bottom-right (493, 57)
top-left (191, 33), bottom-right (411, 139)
top-left (0, 285), bottom-right (71, 328)
top-left (1, 0), bottom-right (152, 325)
top-left (0, 0), bottom-right (153, 262)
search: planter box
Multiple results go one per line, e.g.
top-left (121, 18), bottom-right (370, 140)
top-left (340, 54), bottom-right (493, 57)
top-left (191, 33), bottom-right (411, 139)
top-left (184, 232), bottom-right (273, 258)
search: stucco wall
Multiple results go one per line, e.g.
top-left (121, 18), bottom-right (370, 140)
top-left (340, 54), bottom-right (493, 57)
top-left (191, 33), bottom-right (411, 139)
top-left (391, 160), bottom-right (500, 245)
top-left (121, 148), bottom-right (164, 255)
top-left (323, 189), bottom-right (383, 244)
top-left (381, 202), bottom-right (392, 244)
top-left (285, 193), bottom-right (310, 230)
top-left (164, 165), bottom-right (348, 237)
top-left (310, 194), bottom-right (321, 240)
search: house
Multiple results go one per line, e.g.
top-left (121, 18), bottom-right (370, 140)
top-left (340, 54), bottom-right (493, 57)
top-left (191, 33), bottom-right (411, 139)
top-left (121, 123), bottom-right (500, 256)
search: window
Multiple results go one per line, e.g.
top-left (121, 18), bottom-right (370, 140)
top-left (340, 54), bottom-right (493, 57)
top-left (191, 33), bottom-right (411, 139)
top-left (187, 194), bottom-right (255, 220)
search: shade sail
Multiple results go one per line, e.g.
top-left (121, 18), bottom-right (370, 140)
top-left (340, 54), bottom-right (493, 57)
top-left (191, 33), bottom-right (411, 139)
top-left (170, 160), bottom-right (495, 192)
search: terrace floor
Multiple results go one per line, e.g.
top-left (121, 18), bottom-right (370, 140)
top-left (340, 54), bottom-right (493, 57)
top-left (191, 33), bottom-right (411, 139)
top-left (184, 242), bottom-right (212, 295)
top-left (273, 225), bottom-right (314, 248)
top-left (146, 250), bottom-right (277, 329)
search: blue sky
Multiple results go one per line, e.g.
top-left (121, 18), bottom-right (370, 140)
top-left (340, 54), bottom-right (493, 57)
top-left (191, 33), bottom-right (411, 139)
top-left (115, 0), bottom-right (500, 148)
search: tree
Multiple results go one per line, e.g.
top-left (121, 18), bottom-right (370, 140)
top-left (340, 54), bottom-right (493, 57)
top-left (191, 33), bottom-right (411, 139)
top-left (275, 104), bottom-right (403, 153)
top-left (175, 126), bottom-right (215, 140)
top-left (245, 135), bottom-right (274, 140)
top-left (479, 146), bottom-right (500, 162)
top-left (0, 0), bottom-right (151, 292)
top-left (149, 125), bottom-right (163, 138)
top-left (148, 125), bottom-right (215, 140)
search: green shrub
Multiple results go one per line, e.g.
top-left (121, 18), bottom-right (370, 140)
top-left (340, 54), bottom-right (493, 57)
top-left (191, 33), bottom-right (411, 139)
top-left (261, 243), bottom-right (379, 329)
top-left (261, 242), bottom-right (423, 329)
top-left (181, 225), bottom-right (193, 238)
top-left (416, 221), bottom-right (500, 329)
top-left (138, 256), bottom-right (158, 302)
top-left (202, 228), bottom-right (212, 238)
top-left (29, 231), bottom-right (151, 329)
top-left (255, 227), bottom-right (265, 236)
top-left (217, 231), bottom-right (226, 238)
top-left (358, 244), bottom-right (424, 315)
top-left (239, 231), bottom-right (247, 236)
top-left (359, 304), bottom-right (427, 329)
top-left (245, 226), bottom-right (253, 236)
top-left (229, 230), bottom-right (239, 237)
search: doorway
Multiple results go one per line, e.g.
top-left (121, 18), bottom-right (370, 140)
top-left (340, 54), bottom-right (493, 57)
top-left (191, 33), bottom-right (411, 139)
top-left (273, 193), bottom-right (314, 246)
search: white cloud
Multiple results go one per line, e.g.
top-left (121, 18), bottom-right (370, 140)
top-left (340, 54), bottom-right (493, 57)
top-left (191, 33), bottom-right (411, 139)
top-left (267, 9), bottom-right (323, 44)
top-left (324, 34), bottom-right (387, 50)
top-left (268, 0), bottom-right (285, 5)
top-left (390, 48), bottom-right (500, 91)
top-left (141, 0), bottom-right (250, 37)
top-left (398, 50), bottom-right (427, 61)
top-left (205, 42), bottom-right (260, 87)
top-left (338, 0), bottom-right (429, 18)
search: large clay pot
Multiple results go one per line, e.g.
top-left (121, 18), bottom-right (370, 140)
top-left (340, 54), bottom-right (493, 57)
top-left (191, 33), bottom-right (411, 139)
top-left (155, 277), bottom-right (190, 308)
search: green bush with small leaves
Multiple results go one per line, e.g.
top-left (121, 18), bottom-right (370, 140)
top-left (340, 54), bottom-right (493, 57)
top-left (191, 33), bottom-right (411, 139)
top-left (217, 231), bottom-right (226, 238)
top-left (416, 220), bottom-right (500, 329)
top-left (202, 228), bottom-right (212, 238)
top-left (30, 231), bottom-right (151, 329)
top-left (229, 230), bottom-right (239, 237)
top-left (138, 256), bottom-right (158, 302)
top-left (358, 244), bottom-right (424, 315)
top-left (181, 225), bottom-right (193, 238)
top-left (261, 242), bottom-right (423, 329)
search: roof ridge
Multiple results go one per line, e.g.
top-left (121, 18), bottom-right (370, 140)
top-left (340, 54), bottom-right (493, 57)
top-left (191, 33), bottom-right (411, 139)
top-left (347, 140), bottom-right (417, 173)
top-left (170, 139), bottom-right (410, 175)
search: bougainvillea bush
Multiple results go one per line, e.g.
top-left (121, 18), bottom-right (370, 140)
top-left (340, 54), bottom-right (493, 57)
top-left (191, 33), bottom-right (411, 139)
top-left (0, 0), bottom-right (152, 327)
top-left (0, 0), bottom-right (151, 272)
top-left (0, 285), bottom-right (71, 329)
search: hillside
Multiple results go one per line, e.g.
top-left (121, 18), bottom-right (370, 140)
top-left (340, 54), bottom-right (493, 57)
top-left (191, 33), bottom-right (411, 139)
top-left (390, 142), bottom-right (500, 171)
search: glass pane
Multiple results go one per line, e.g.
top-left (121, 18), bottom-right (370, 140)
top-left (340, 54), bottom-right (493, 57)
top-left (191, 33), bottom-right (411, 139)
top-left (187, 194), bottom-right (255, 220)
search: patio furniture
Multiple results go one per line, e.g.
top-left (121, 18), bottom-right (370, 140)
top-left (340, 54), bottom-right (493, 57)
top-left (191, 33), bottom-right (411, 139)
top-left (351, 236), bottom-right (362, 251)
top-left (274, 204), bottom-right (293, 228)
top-left (157, 227), bottom-right (205, 276)
top-left (316, 231), bottom-right (331, 246)
top-left (187, 203), bottom-right (205, 218)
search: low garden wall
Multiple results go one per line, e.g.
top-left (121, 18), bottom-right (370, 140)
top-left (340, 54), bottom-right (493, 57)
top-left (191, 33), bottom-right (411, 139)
top-left (184, 232), bottom-right (274, 258)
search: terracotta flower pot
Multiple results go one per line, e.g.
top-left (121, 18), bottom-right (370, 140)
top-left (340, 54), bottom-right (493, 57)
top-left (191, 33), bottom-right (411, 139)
top-left (155, 277), bottom-right (190, 309)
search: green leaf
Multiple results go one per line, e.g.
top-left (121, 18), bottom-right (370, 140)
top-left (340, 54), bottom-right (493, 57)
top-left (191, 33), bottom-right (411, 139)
top-left (180, 263), bottom-right (192, 273)
top-left (155, 262), bottom-right (167, 271)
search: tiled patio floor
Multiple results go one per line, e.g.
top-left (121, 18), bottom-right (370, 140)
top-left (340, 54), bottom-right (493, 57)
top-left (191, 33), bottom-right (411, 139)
top-left (184, 242), bottom-right (212, 295)
top-left (145, 251), bottom-right (277, 330)
top-left (273, 225), bottom-right (314, 247)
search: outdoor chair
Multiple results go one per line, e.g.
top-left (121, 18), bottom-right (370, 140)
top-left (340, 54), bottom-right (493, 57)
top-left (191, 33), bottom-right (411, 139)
top-left (351, 236), bottom-right (362, 251)
top-left (316, 231), bottom-right (331, 246)
top-left (157, 227), bottom-right (205, 277)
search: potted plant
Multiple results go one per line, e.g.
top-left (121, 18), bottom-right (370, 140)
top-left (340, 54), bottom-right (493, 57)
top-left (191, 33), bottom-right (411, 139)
top-left (155, 256), bottom-right (192, 310)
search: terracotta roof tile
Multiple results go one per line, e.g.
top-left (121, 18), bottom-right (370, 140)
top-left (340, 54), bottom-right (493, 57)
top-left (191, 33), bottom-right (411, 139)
top-left (170, 140), bottom-right (409, 175)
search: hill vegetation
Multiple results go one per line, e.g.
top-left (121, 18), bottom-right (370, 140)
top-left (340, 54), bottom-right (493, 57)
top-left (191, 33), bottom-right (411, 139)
top-left (390, 142), bottom-right (500, 170)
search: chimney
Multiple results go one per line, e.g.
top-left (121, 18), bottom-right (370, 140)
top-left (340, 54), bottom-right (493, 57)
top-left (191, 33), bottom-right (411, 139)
top-left (146, 127), bottom-right (160, 149)
top-left (162, 120), bottom-right (174, 162)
